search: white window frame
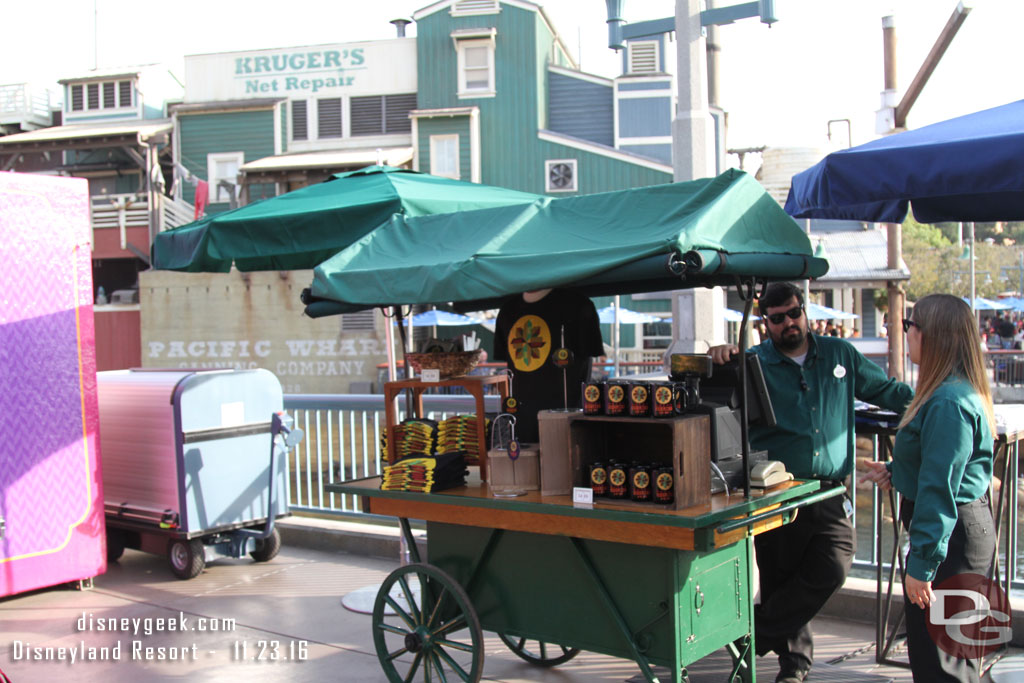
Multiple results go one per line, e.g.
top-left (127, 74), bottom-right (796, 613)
top-left (430, 134), bottom-right (460, 180)
top-left (545, 159), bottom-right (578, 193)
top-left (456, 38), bottom-right (496, 99)
top-left (67, 79), bottom-right (135, 114)
top-left (207, 152), bottom-right (244, 204)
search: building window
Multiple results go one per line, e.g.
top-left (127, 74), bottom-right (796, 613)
top-left (642, 320), bottom-right (672, 350)
top-left (456, 39), bottom-right (495, 98)
top-left (68, 79), bottom-right (134, 113)
top-left (545, 159), bottom-right (577, 193)
top-left (430, 135), bottom-right (460, 179)
top-left (451, 0), bottom-right (499, 16)
top-left (291, 100), bottom-right (308, 140)
top-left (628, 41), bottom-right (660, 74)
top-left (351, 93), bottom-right (417, 136)
top-left (207, 152), bottom-right (244, 204)
top-left (317, 98), bottom-right (342, 138)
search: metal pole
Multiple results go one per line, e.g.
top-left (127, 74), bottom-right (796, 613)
top-left (969, 222), bottom-right (976, 313)
top-left (613, 295), bottom-right (621, 377)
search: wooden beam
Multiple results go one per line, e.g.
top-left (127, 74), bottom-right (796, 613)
top-left (894, 2), bottom-right (971, 128)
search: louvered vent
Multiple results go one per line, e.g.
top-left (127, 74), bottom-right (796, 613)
top-left (317, 98), bottom-right (342, 138)
top-left (103, 82), bottom-right (116, 108)
top-left (384, 94), bottom-right (416, 133)
top-left (452, 0), bottom-right (499, 15)
top-left (87, 83), bottom-right (100, 109)
top-left (341, 310), bottom-right (376, 332)
top-left (70, 85), bottom-right (83, 111)
top-left (118, 81), bottom-right (132, 107)
top-left (291, 100), bottom-right (308, 140)
top-left (629, 41), bottom-right (659, 74)
top-left (350, 96), bottom-right (383, 136)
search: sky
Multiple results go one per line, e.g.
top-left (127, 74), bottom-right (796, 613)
top-left (5, 0), bottom-right (1022, 163)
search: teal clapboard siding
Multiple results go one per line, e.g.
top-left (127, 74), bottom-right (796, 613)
top-left (548, 71), bottom-right (613, 146)
top-left (417, 116), bottom-right (472, 180)
top-left (618, 97), bottom-right (672, 138)
top-left (178, 109), bottom-right (276, 211)
top-left (416, 3), bottom-right (671, 196)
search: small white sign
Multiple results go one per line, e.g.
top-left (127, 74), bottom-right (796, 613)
top-left (572, 487), bottom-right (594, 506)
top-left (421, 369), bottom-right (441, 383)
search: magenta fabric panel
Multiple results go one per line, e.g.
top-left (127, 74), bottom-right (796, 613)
top-left (0, 172), bottom-right (105, 596)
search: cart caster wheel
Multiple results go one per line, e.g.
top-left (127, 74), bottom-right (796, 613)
top-left (498, 633), bottom-right (581, 667)
top-left (168, 539), bottom-right (205, 580)
top-left (250, 528), bottom-right (281, 563)
top-left (106, 530), bottom-right (125, 562)
top-left (372, 563), bottom-right (483, 682)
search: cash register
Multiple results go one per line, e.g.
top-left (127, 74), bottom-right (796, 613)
top-left (670, 353), bottom-right (781, 492)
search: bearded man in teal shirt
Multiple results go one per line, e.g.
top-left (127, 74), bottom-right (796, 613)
top-left (711, 282), bottom-right (913, 683)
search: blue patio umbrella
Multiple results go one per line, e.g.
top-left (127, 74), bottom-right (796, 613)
top-left (662, 309), bottom-right (758, 324)
top-left (785, 99), bottom-right (1024, 224)
top-left (596, 306), bottom-right (662, 324)
top-left (392, 310), bottom-right (484, 326)
top-left (805, 302), bottom-right (858, 320)
top-left (962, 297), bottom-right (1012, 311)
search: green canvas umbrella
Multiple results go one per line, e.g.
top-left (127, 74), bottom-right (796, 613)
top-left (303, 169), bottom-right (829, 316)
top-left (151, 165), bottom-right (540, 272)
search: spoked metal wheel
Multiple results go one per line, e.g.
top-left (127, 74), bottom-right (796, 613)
top-left (372, 563), bottom-right (483, 682)
top-left (498, 633), bottom-right (581, 667)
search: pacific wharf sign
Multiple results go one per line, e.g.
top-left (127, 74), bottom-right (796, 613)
top-left (236, 49), bottom-right (366, 94)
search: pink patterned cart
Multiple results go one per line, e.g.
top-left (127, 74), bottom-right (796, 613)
top-left (0, 172), bottom-right (105, 596)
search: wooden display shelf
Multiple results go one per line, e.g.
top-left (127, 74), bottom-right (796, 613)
top-left (568, 413), bottom-right (711, 510)
top-left (383, 374), bottom-right (509, 481)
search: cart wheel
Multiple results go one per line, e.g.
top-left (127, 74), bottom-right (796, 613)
top-left (372, 563), bottom-right (483, 683)
top-left (106, 530), bottom-right (125, 562)
top-left (498, 633), bottom-right (581, 667)
top-left (168, 539), bottom-right (205, 580)
top-left (249, 528), bottom-right (281, 563)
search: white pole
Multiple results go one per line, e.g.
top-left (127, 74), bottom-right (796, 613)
top-left (613, 295), bottom-right (621, 377)
top-left (969, 222), bottom-right (976, 314)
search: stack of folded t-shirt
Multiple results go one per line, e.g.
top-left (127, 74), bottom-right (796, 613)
top-left (380, 452), bottom-right (468, 492)
top-left (380, 418), bottom-right (438, 461)
top-left (436, 414), bottom-right (490, 463)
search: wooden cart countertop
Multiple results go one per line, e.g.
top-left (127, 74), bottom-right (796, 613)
top-left (327, 474), bottom-right (833, 552)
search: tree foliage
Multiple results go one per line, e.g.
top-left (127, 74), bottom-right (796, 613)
top-left (901, 214), bottom-right (1024, 302)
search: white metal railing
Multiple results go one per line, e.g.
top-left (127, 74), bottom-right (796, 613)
top-left (90, 193), bottom-right (196, 245)
top-left (0, 83), bottom-right (51, 126)
top-left (283, 355), bottom-right (1024, 590)
top-left (158, 194), bottom-right (196, 230)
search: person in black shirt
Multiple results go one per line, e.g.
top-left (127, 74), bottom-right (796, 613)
top-left (493, 289), bottom-right (604, 443)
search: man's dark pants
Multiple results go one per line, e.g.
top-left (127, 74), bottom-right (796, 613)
top-left (754, 488), bottom-right (855, 673)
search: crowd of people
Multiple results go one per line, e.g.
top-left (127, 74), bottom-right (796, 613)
top-left (981, 313), bottom-right (1024, 349)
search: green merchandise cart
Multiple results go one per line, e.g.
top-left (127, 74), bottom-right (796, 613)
top-left (328, 475), bottom-right (841, 683)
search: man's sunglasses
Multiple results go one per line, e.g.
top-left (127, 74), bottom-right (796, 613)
top-left (765, 306), bottom-right (804, 325)
top-left (902, 319), bottom-right (919, 333)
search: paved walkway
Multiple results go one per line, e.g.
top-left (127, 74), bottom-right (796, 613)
top-left (0, 542), bottom-right (954, 683)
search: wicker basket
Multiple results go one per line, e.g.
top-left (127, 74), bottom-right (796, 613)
top-left (405, 350), bottom-right (483, 378)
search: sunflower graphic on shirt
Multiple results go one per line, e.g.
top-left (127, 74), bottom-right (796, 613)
top-left (507, 315), bottom-right (551, 371)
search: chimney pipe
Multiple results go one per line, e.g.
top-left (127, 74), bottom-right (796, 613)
top-left (391, 18), bottom-right (412, 38)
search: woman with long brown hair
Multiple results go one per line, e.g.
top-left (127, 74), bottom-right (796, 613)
top-left (862, 293), bottom-right (996, 682)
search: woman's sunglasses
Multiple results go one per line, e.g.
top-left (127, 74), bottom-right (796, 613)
top-left (902, 319), bottom-right (919, 333)
top-left (765, 306), bottom-right (804, 325)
